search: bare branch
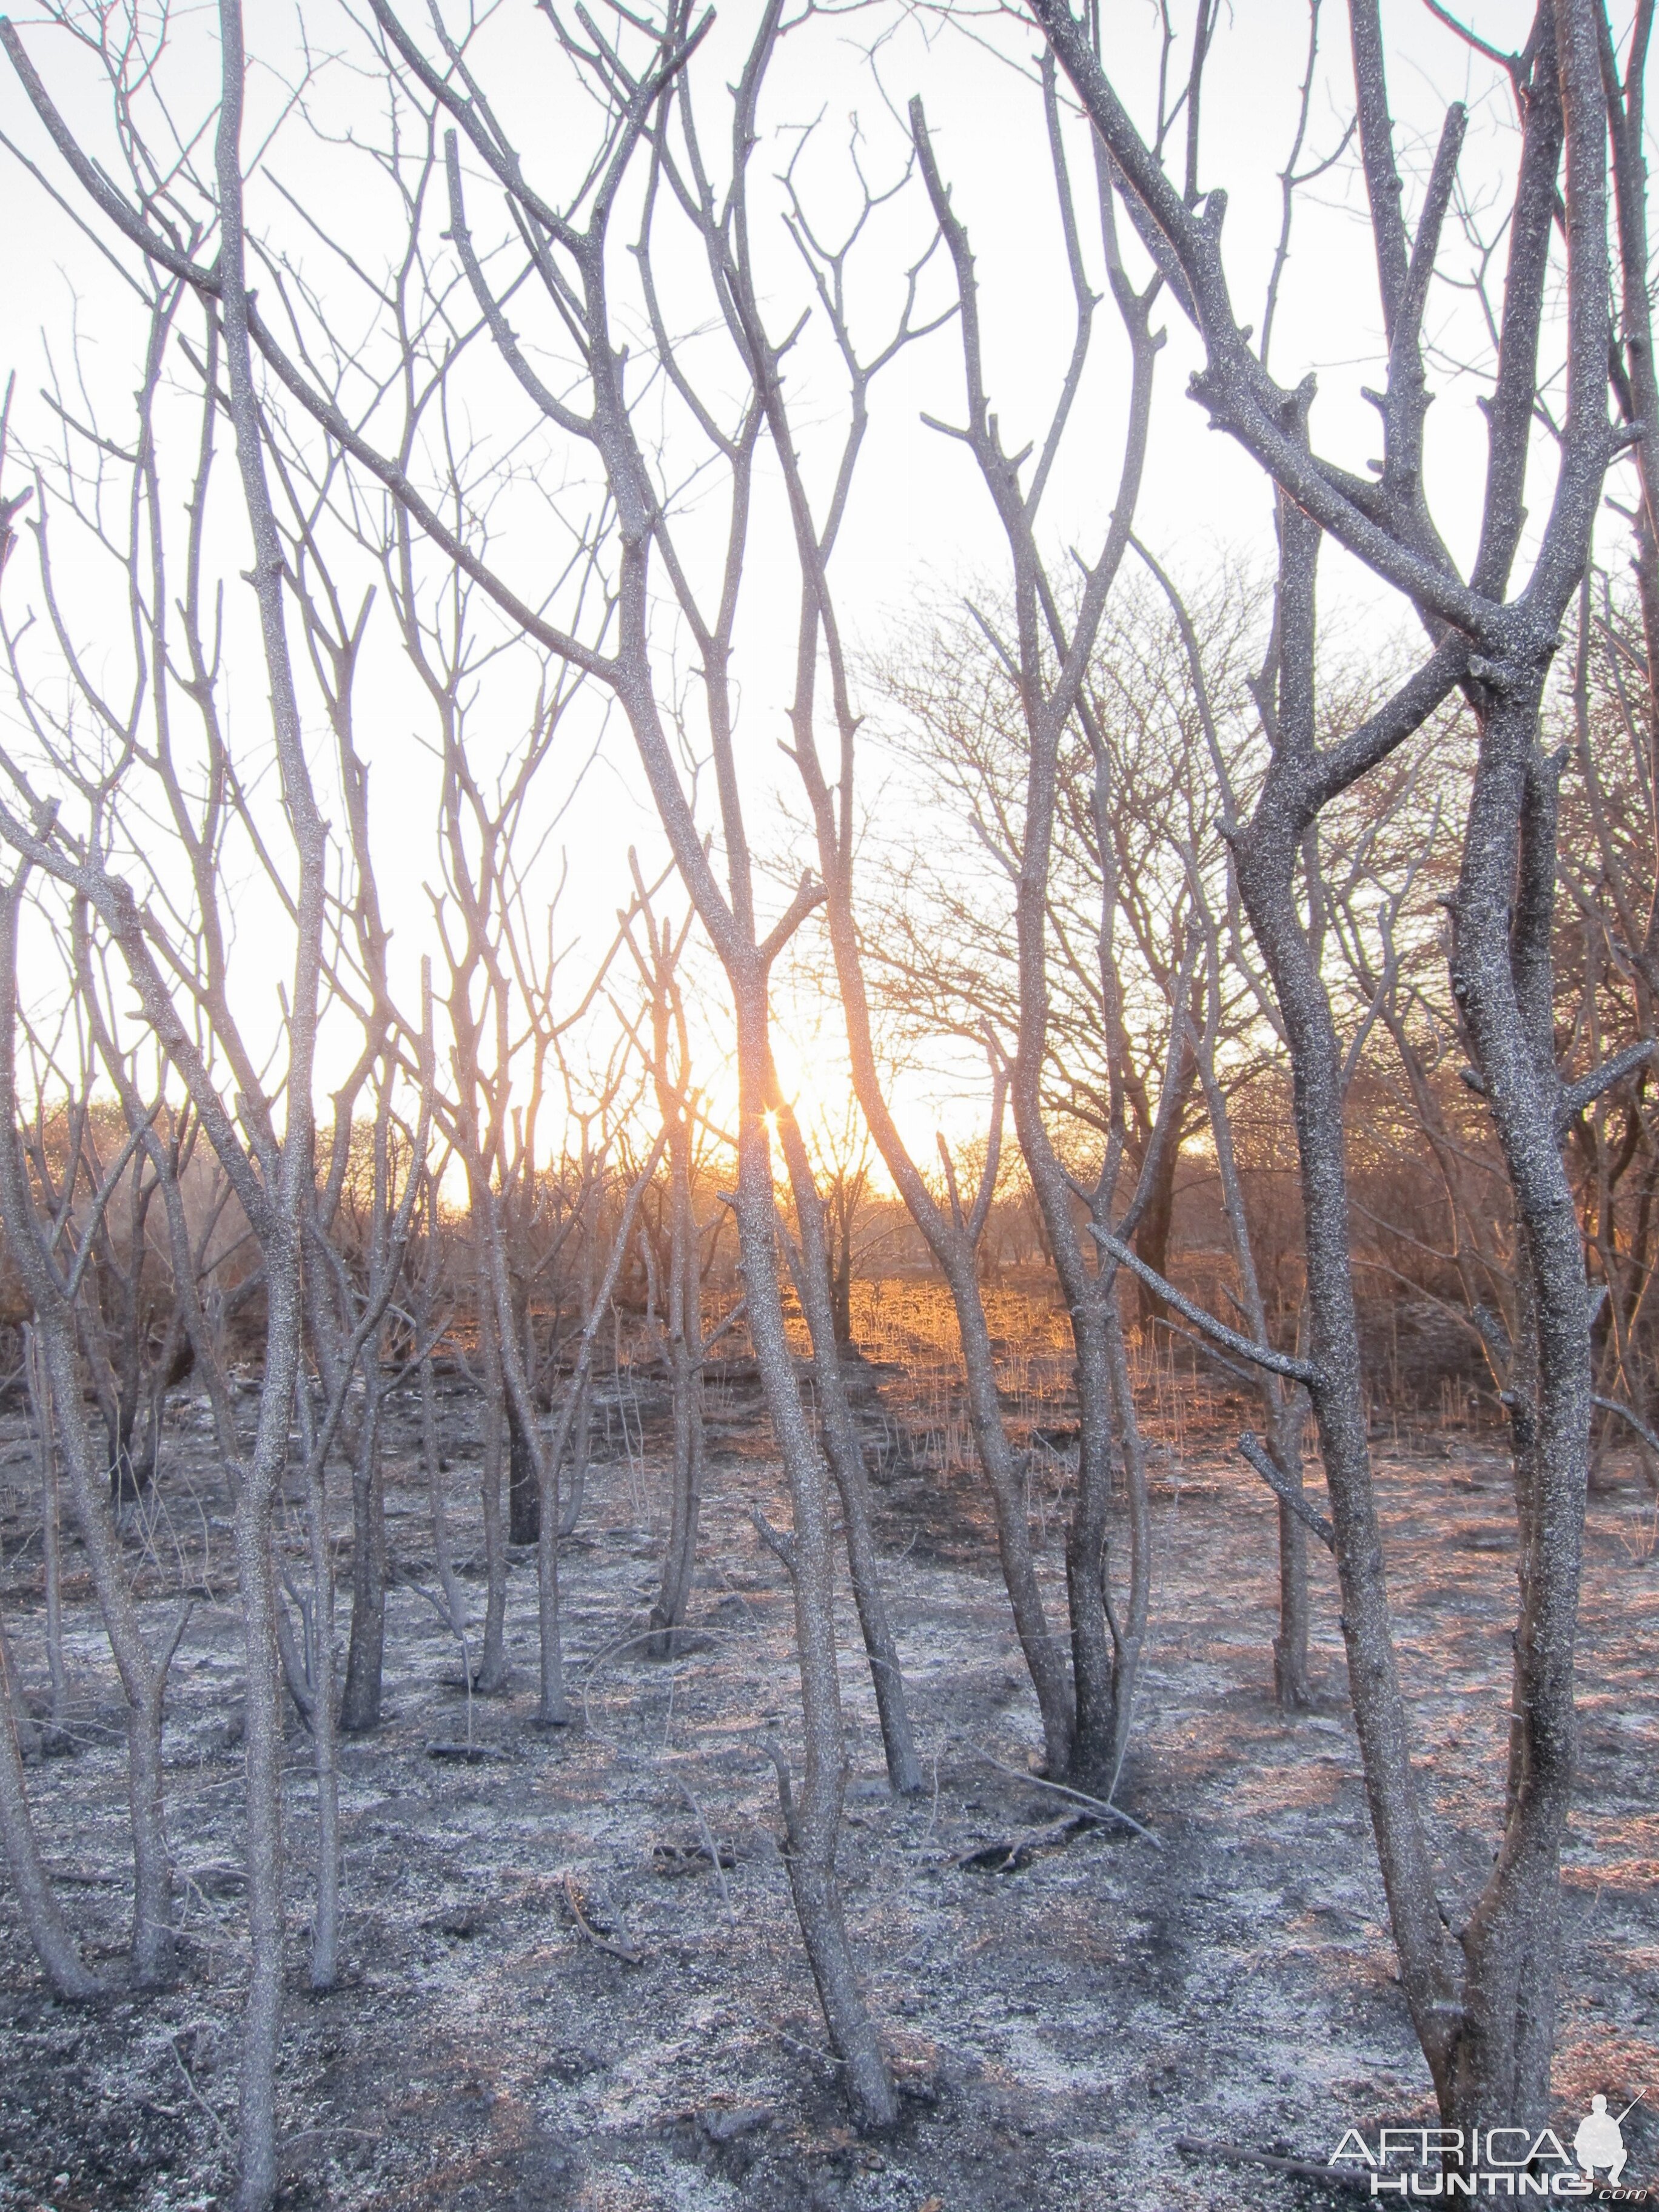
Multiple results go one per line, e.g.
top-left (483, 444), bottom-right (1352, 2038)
top-left (1089, 1229), bottom-right (1322, 1385)
top-left (1558, 1038), bottom-right (1654, 1131)
top-left (1238, 1432), bottom-right (1334, 1550)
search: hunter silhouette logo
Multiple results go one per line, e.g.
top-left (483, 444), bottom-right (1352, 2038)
top-left (1575, 2097), bottom-right (1629, 2185)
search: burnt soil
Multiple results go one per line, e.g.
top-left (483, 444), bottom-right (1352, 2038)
top-left (1, 1290), bottom-right (1656, 2211)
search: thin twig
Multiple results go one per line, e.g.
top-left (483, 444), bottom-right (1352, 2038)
top-left (169, 2036), bottom-right (229, 2152)
top-left (676, 1779), bottom-right (735, 1923)
top-left (950, 1735), bottom-right (1159, 1844)
top-left (562, 1872), bottom-right (643, 1965)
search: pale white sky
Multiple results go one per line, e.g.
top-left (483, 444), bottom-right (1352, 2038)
top-left (0, 1), bottom-right (1637, 1172)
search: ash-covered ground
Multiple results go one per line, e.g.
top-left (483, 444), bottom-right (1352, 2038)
top-left (1, 1300), bottom-right (1656, 2211)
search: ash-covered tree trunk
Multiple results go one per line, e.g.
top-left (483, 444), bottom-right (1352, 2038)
top-left (630, 896), bottom-right (710, 1659)
top-left (0, 1551), bottom-right (99, 1997)
top-left (24, 1331), bottom-right (70, 1738)
top-left (471, 1238), bottom-right (511, 1696)
top-left (1443, 681), bottom-right (1591, 2125)
top-left (337, 1354), bottom-right (387, 1730)
top-left (210, 28), bottom-right (329, 2188)
top-left (376, 0), bottom-right (902, 2113)
top-left (771, 1081), bottom-right (923, 1796)
top-left (724, 959), bottom-right (896, 2126)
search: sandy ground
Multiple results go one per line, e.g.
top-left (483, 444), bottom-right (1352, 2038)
top-left (0, 1321), bottom-right (1656, 2211)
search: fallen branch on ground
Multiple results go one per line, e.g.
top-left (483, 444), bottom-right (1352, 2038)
top-left (1175, 2137), bottom-right (1370, 2193)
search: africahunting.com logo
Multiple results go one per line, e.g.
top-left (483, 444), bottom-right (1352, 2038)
top-left (1331, 2095), bottom-right (1649, 2197)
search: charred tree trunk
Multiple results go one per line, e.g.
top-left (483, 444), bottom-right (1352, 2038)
top-left (1131, 1090), bottom-right (1186, 1329)
top-left (338, 1345), bottom-right (387, 1732)
top-left (1232, 495), bottom-right (1464, 2099)
top-left (1268, 1398), bottom-right (1312, 1710)
top-left (908, 81), bottom-right (1165, 1794)
top-left (1238, 768), bottom-right (1461, 2083)
top-left (473, 1255), bottom-right (510, 1695)
top-left (648, 1330), bottom-right (703, 1654)
top-left (646, 1151), bottom-right (706, 1657)
top-left (421, 1348), bottom-right (466, 1639)
top-left (22, 1303), bottom-right (179, 1988)
top-left (506, 1393), bottom-right (540, 1547)
top-left (1185, 911), bottom-right (1314, 1711)
top-left (940, 1236), bottom-right (1078, 1776)
top-left (555, 1373), bottom-right (592, 1542)
top-left (830, 1214), bottom-right (854, 1351)
top-left (505, 1275), bottom-right (540, 1548)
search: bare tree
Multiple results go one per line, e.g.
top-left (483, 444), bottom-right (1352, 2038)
top-left (1031, 0), bottom-right (1638, 2138)
top-left (50, 0), bottom-right (927, 2119)
top-left (905, 56), bottom-right (1167, 1783)
top-left (0, 10), bottom-right (384, 2188)
top-left (738, 43), bottom-right (1187, 1793)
